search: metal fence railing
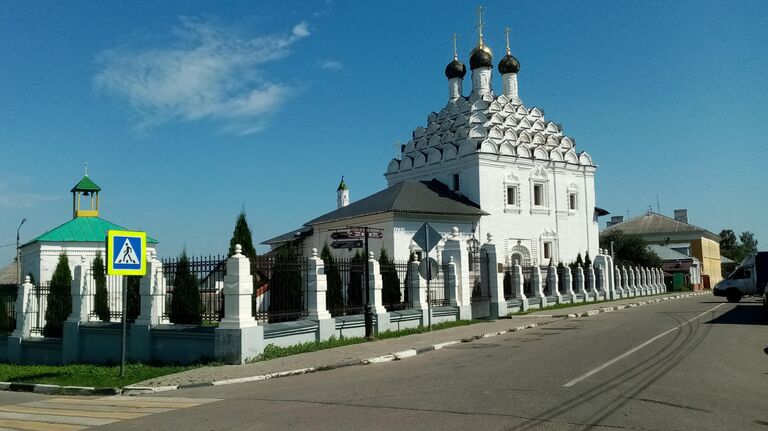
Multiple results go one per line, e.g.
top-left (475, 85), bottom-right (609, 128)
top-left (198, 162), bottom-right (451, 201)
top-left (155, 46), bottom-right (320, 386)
top-left (380, 260), bottom-right (413, 312)
top-left (161, 254), bottom-right (227, 325)
top-left (85, 270), bottom-right (126, 322)
top-left (29, 282), bottom-right (52, 336)
top-left (251, 255), bottom-right (309, 323)
top-left (326, 258), bottom-right (364, 317)
top-left (0, 285), bottom-right (16, 335)
top-left (428, 263), bottom-right (451, 307)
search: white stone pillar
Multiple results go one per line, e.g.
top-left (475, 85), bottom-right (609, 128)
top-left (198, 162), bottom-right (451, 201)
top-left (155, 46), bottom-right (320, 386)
top-left (307, 248), bottom-right (331, 321)
top-left (446, 257), bottom-right (459, 307)
top-left (597, 267), bottom-right (608, 301)
top-left (11, 276), bottom-right (33, 338)
top-left (136, 250), bottom-right (164, 326)
top-left (220, 245), bottom-right (257, 329)
top-left (481, 236), bottom-right (506, 318)
top-left (546, 262), bottom-right (562, 303)
top-left (634, 267), bottom-right (643, 295)
top-left (622, 266), bottom-right (632, 296)
top-left (593, 253), bottom-right (614, 299)
top-left (408, 257), bottom-right (428, 311)
top-left (627, 266), bottom-right (635, 296)
top-left (442, 227), bottom-right (470, 313)
top-left (531, 265), bottom-right (547, 307)
top-left (575, 264), bottom-right (586, 299)
top-left (512, 263), bottom-right (527, 301)
top-left (367, 253), bottom-right (387, 315)
top-left (68, 257), bottom-right (89, 323)
top-left (587, 264), bottom-right (597, 301)
top-left (562, 266), bottom-right (577, 301)
top-left (615, 265), bottom-right (624, 298)
top-left (215, 245), bottom-right (263, 364)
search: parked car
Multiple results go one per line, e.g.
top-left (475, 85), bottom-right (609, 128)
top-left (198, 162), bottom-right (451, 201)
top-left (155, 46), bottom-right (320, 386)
top-left (713, 252), bottom-right (768, 303)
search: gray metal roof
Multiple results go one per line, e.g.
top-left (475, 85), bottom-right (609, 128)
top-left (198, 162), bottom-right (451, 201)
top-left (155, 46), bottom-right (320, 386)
top-left (647, 244), bottom-right (700, 263)
top-left (305, 179), bottom-right (487, 225)
top-left (602, 212), bottom-right (720, 241)
top-left (0, 261), bottom-right (18, 285)
top-left (262, 226), bottom-right (313, 246)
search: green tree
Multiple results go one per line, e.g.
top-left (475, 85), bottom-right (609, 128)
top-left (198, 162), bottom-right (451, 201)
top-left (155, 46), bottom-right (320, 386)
top-left (228, 209), bottom-right (257, 259)
top-left (268, 247), bottom-right (304, 323)
top-left (348, 250), bottom-right (365, 307)
top-left (321, 244), bottom-right (344, 316)
top-left (600, 230), bottom-right (662, 268)
top-left (126, 276), bottom-right (141, 322)
top-left (379, 249), bottom-right (402, 307)
top-left (92, 252), bottom-right (110, 322)
top-left (169, 250), bottom-right (202, 325)
top-left (739, 231), bottom-right (758, 258)
top-left (43, 253), bottom-right (72, 338)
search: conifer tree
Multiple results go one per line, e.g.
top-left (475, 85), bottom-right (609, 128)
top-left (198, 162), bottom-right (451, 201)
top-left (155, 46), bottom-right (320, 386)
top-left (379, 249), bottom-right (401, 307)
top-left (228, 210), bottom-right (257, 259)
top-left (268, 247), bottom-right (303, 323)
top-left (321, 244), bottom-right (344, 316)
top-left (126, 276), bottom-right (141, 322)
top-left (92, 252), bottom-right (110, 322)
top-left (169, 250), bottom-right (202, 325)
top-left (348, 250), bottom-right (365, 308)
top-left (575, 253), bottom-right (584, 267)
top-left (43, 253), bottom-right (72, 338)
top-left (584, 252), bottom-right (592, 267)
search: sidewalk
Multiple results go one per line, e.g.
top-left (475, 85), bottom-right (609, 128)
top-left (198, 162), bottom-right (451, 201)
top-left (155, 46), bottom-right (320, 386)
top-left (127, 291), bottom-right (710, 393)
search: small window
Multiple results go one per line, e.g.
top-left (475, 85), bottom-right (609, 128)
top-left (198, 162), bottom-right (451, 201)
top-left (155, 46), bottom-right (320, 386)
top-left (534, 184), bottom-right (544, 206)
top-left (452, 174), bottom-right (460, 191)
top-left (506, 186), bottom-right (517, 205)
top-left (543, 242), bottom-right (552, 259)
top-left (568, 193), bottom-right (577, 210)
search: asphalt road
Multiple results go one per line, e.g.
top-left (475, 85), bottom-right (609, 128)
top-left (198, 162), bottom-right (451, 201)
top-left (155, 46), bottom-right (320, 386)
top-left (4, 295), bottom-right (768, 430)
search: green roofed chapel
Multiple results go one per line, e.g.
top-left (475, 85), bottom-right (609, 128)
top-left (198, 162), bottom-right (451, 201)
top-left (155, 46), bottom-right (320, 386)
top-left (19, 174), bottom-right (158, 284)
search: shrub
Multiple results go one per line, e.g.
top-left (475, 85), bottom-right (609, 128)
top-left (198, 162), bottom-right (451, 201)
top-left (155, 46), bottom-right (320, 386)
top-left (92, 252), bottom-right (110, 322)
top-left (321, 244), bottom-right (344, 316)
top-left (43, 253), bottom-right (72, 338)
top-left (169, 251), bottom-right (202, 325)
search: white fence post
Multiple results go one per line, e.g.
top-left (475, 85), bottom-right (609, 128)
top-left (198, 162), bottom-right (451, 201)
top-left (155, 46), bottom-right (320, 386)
top-left (531, 265), bottom-right (547, 307)
top-left (215, 244), bottom-right (263, 364)
top-left (587, 264), bottom-right (597, 301)
top-left (575, 263), bottom-right (586, 300)
top-left (546, 262), bottom-right (562, 303)
top-left (12, 276), bottom-right (33, 339)
top-left (481, 235), bottom-right (506, 318)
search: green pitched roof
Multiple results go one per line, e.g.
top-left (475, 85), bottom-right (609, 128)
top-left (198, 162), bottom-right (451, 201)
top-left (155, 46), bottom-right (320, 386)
top-left (24, 217), bottom-right (158, 246)
top-left (71, 175), bottom-right (101, 192)
top-left (337, 177), bottom-right (348, 191)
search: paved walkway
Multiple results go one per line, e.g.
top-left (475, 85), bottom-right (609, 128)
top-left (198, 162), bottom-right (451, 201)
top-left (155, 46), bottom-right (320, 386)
top-left (132, 291), bottom-right (709, 392)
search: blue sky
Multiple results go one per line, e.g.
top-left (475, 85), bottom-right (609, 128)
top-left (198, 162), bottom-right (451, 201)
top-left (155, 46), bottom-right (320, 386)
top-left (1, 0), bottom-right (766, 266)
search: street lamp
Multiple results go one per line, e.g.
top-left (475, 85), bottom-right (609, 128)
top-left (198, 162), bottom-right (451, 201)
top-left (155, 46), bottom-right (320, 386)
top-left (16, 218), bottom-right (26, 291)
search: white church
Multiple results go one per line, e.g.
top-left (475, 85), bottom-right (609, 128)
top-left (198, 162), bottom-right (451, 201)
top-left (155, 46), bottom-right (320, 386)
top-left (265, 12), bottom-right (604, 266)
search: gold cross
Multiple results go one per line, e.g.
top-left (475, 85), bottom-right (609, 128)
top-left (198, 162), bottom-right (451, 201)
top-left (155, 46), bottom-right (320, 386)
top-left (475, 5), bottom-right (486, 45)
top-left (452, 32), bottom-right (459, 59)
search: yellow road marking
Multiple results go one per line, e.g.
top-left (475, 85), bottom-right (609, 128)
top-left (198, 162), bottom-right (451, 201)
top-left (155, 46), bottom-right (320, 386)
top-left (0, 405), bottom-right (147, 420)
top-left (0, 418), bottom-right (84, 431)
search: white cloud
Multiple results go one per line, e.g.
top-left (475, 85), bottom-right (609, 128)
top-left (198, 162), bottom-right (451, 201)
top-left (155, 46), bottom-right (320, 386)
top-left (94, 17), bottom-right (310, 135)
top-left (292, 21), bottom-right (310, 38)
top-left (0, 178), bottom-right (60, 210)
top-left (319, 60), bottom-right (343, 70)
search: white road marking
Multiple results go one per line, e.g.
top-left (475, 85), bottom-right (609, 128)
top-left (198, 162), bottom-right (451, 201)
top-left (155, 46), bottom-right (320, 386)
top-left (563, 303), bottom-right (725, 387)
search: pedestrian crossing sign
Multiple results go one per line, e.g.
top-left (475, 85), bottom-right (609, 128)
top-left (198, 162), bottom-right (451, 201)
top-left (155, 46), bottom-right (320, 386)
top-left (107, 230), bottom-right (147, 276)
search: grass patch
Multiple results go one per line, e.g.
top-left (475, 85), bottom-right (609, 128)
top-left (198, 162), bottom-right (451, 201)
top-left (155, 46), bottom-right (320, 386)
top-left (252, 335), bottom-right (367, 362)
top-left (252, 319), bottom-right (479, 362)
top-left (0, 362), bottom-right (196, 388)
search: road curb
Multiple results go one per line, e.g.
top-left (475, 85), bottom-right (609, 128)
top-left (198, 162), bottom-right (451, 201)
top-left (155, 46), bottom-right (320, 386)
top-left (0, 291), bottom-right (712, 396)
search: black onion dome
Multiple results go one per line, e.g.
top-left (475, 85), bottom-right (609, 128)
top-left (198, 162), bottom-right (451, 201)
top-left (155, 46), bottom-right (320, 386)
top-left (498, 54), bottom-right (520, 74)
top-left (469, 44), bottom-right (493, 70)
top-left (445, 59), bottom-right (467, 79)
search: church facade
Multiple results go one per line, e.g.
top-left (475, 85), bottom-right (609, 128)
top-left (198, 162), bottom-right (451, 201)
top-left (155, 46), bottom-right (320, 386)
top-left (384, 27), bottom-right (600, 266)
top-left (266, 16), bottom-right (602, 266)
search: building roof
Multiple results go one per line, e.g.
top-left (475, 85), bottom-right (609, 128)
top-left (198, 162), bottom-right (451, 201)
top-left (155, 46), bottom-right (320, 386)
top-left (70, 175), bottom-right (101, 192)
top-left (647, 244), bottom-right (700, 263)
top-left (601, 212), bottom-right (719, 242)
top-left (262, 226), bottom-right (314, 246)
top-left (23, 217), bottom-right (158, 246)
top-left (305, 179), bottom-right (488, 226)
top-left (720, 255), bottom-right (735, 264)
top-left (0, 261), bottom-right (17, 285)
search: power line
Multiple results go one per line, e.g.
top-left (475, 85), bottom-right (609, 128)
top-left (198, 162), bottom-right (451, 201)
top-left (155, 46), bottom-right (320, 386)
top-left (0, 243), bottom-right (17, 248)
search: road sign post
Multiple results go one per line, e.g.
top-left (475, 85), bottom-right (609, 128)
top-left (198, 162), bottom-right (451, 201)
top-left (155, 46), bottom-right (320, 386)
top-left (412, 223), bottom-right (443, 331)
top-left (106, 230), bottom-right (147, 377)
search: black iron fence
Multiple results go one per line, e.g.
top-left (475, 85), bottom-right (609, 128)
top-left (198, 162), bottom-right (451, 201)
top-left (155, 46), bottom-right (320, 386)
top-left (469, 251), bottom-right (489, 303)
top-left (380, 260), bottom-right (413, 312)
top-left (251, 255), bottom-right (309, 323)
top-left (0, 285), bottom-right (16, 335)
top-left (326, 257), bottom-right (365, 317)
top-left (161, 254), bottom-right (227, 325)
top-left (428, 263), bottom-right (451, 307)
top-left (29, 282), bottom-right (52, 336)
top-left (85, 269), bottom-right (126, 322)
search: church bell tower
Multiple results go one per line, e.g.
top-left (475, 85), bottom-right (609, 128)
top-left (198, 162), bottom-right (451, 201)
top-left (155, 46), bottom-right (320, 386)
top-left (71, 167), bottom-right (101, 218)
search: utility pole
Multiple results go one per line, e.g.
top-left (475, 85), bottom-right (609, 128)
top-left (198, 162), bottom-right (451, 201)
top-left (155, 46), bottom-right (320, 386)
top-left (16, 218), bottom-right (26, 291)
